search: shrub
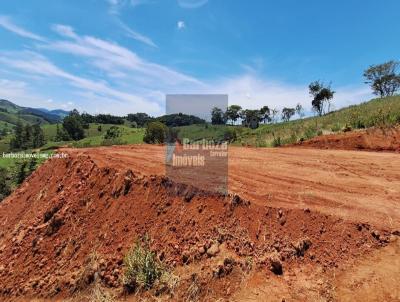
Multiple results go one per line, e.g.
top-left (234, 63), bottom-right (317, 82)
top-left (186, 274), bottom-right (201, 302)
top-left (223, 128), bottom-right (237, 142)
top-left (122, 237), bottom-right (164, 292)
top-left (342, 124), bottom-right (352, 132)
top-left (101, 138), bottom-right (125, 146)
top-left (272, 136), bottom-right (281, 147)
top-left (90, 283), bottom-right (115, 302)
top-left (15, 160), bottom-right (28, 185)
top-left (103, 126), bottom-right (121, 139)
top-left (143, 122), bottom-right (167, 144)
top-left (0, 167), bottom-right (11, 201)
top-left (331, 123), bottom-right (341, 132)
top-left (304, 126), bottom-right (317, 140)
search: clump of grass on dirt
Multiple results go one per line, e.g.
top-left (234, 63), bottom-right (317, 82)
top-left (186, 273), bottom-right (202, 302)
top-left (122, 236), bottom-right (179, 295)
top-left (89, 283), bottom-right (115, 302)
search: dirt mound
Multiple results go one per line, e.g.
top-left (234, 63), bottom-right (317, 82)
top-left (0, 152), bottom-right (395, 301)
top-left (295, 126), bottom-right (400, 152)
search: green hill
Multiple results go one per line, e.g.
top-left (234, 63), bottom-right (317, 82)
top-left (176, 96), bottom-right (400, 147)
top-left (0, 99), bottom-right (63, 130)
top-left (40, 123), bottom-right (144, 149)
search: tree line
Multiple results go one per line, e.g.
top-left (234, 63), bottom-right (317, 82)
top-left (211, 101), bottom-right (307, 127)
top-left (210, 59), bottom-right (400, 127)
top-left (10, 122), bottom-right (45, 151)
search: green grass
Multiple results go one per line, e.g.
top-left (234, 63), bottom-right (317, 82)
top-left (0, 157), bottom-right (15, 169)
top-left (69, 125), bottom-right (144, 148)
top-left (0, 123), bottom-right (145, 152)
top-left (177, 96), bottom-right (400, 147)
top-left (0, 150), bottom-right (54, 169)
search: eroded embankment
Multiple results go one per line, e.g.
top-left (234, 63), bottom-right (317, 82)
top-left (294, 126), bottom-right (400, 152)
top-left (0, 153), bottom-right (395, 301)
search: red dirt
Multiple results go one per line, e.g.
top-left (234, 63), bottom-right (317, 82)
top-left (294, 126), bottom-right (400, 152)
top-left (0, 146), bottom-right (399, 301)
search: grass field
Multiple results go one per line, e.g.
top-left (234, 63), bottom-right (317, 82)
top-left (42, 124), bottom-right (145, 149)
top-left (0, 123), bottom-right (146, 152)
top-left (177, 96), bottom-right (400, 147)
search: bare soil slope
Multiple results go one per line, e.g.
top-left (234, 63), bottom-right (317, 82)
top-left (0, 146), bottom-right (399, 301)
top-left (295, 126), bottom-right (400, 152)
top-left (64, 145), bottom-right (400, 229)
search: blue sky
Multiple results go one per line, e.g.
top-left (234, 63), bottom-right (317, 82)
top-left (0, 0), bottom-right (399, 115)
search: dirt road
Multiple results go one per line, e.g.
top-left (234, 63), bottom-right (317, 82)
top-left (63, 145), bottom-right (400, 229)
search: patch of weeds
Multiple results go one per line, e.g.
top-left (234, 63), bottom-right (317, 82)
top-left (123, 236), bottom-right (178, 295)
top-left (243, 256), bottom-right (253, 272)
top-left (186, 274), bottom-right (201, 302)
top-left (74, 251), bottom-right (100, 292)
top-left (271, 136), bottom-right (281, 147)
top-left (304, 126), bottom-right (317, 139)
top-left (89, 283), bottom-right (115, 302)
top-left (330, 123), bottom-right (341, 132)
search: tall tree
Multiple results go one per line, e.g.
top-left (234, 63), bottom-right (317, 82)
top-left (271, 108), bottom-right (279, 123)
top-left (32, 124), bottom-right (45, 148)
top-left (295, 103), bottom-right (304, 119)
top-left (281, 107), bottom-right (295, 122)
top-left (259, 106), bottom-right (271, 124)
top-left (10, 121), bottom-right (24, 150)
top-left (55, 123), bottom-right (70, 141)
top-left (211, 107), bottom-right (226, 125)
top-left (225, 105), bottom-right (242, 125)
top-left (62, 109), bottom-right (85, 140)
top-left (309, 81), bottom-right (335, 116)
top-left (241, 109), bottom-right (261, 128)
top-left (363, 60), bottom-right (400, 98)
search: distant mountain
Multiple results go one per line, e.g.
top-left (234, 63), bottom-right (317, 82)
top-left (35, 108), bottom-right (70, 118)
top-left (0, 99), bottom-right (67, 127)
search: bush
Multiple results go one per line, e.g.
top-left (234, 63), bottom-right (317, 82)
top-left (63, 110), bottom-right (85, 141)
top-left (103, 126), bottom-right (121, 139)
top-left (272, 136), bottom-right (281, 147)
top-left (304, 126), bottom-right (317, 140)
top-left (101, 138), bottom-right (126, 146)
top-left (122, 237), bottom-right (175, 293)
top-left (223, 128), bottom-right (237, 142)
top-left (143, 122), bottom-right (167, 144)
top-left (0, 167), bottom-right (11, 201)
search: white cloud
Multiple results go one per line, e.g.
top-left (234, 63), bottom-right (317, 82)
top-left (44, 26), bottom-right (202, 87)
top-left (177, 21), bottom-right (186, 30)
top-left (0, 78), bottom-right (49, 108)
top-left (117, 21), bottom-right (157, 48)
top-left (0, 15), bottom-right (46, 41)
top-left (106, 0), bottom-right (124, 14)
top-left (51, 24), bottom-right (78, 39)
top-left (177, 0), bottom-right (208, 9)
top-left (203, 75), bottom-right (309, 110)
top-left (0, 51), bottom-right (163, 115)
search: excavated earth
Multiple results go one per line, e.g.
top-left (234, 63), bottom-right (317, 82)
top-left (0, 144), bottom-right (399, 301)
top-left (294, 126), bottom-right (400, 152)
